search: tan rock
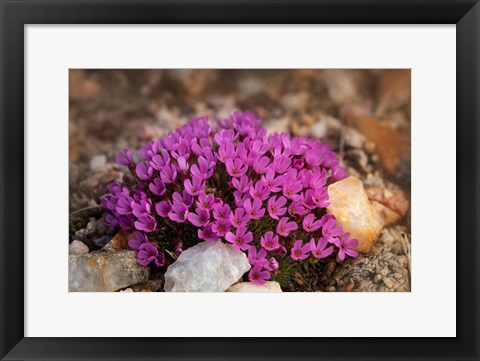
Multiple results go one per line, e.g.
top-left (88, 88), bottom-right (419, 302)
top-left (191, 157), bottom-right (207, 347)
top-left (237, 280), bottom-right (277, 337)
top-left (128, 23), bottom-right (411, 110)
top-left (69, 250), bottom-right (149, 292)
top-left (226, 281), bottom-right (282, 293)
top-left (327, 176), bottom-right (383, 253)
top-left (371, 201), bottom-right (401, 225)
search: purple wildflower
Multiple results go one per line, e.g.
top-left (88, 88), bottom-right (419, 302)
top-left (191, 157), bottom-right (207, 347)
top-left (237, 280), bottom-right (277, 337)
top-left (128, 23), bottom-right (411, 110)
top-left (149, 178), bottom-right (166, 196)
top-left (253, 156), bottom-right (271, 174)
top-left (248, 265), bottom-right (270, 285)
top-left (267, 195), bottom-right (287, 219)
top-left (128, 231), bottom-right (148, 250)
top-left (168, 203), bottom-right (189, 223)
top-left (198, 224), bottom-right (219, 242)
top-left (136, 162), bottom-right (153, 181)
top-left (118, 216), bottom-right (133, 230)
top-left (116, 194), bottom-right (133, 215)
top-left (272, 155), bottom-right (291, 174)
top-left (134, 214), bottom-right (157, 233)
top-left (225, 226), bottom-right (253, 250)
top-left (260, 231), bottom-right (280, 251)
top-left (155, 201), bottom-right (172, 218)
top-left (232, 175), bottom-right (251, 193)
top-left (229, 207), bottom-right (250, 228)
top-left (132, 199), bottom-right (152, 218)
top-left (312, 188), bottom-right (329, 208)
top-left (309, 237), bottom-right (334, 259)
top-left (211, 219), bottom-right (230, 237)
top-left (331, 165), bottom-right (347, 181)
top-left (115, 148), bottom-right (133, 166)
top-left (276, 217), bottom-right (298, 237)
top-left (290, 240), bottom-right (310, 261)
top-left (247, 246), bottom-right (268, 267)
top-left (160, 164), bottom-right (177, 184)
top-left (283, 181), bottom-right (303, 201)
top-left (196, 192), bottom-right (215, 210)
top-left (213, 202), bottom-right (231, 220)
top-left (288, 200), bottom-right (307, 216)
top-left (187, 208), bottom-right (210, 227)
top-left (335, 232), bottom-right (359, 261)
top-left (137, 242), bottom-right (165, 267)
top-left (266, 257), bottom-right (279, 271)
top-left (191, 157), bottom-right (214, 180)
top-left (225, 158), bottom-right (248, 177)
top-left (243, 198), bottom-right (265, 219)
top-left (322, 218), bottom-right (343, 243)
top-left (302, 214), bottom-right (322, 232)
top-left (184, 176), bottom-right (204, 196)
top-left (249, 180), bottom-right (270, 201)
top-left (172, 190), bottom-right (194, 207)
top-left (104, 213), bottom-right (118, 228)
top-left (217, 143), bottom-right (236, 163)
top-left (261, 169), bottom-right (284, 193)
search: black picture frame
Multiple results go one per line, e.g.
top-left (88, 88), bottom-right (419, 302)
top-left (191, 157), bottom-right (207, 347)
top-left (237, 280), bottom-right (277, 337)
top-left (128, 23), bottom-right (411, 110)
top-left (1, 1), bottom-right (478, 360)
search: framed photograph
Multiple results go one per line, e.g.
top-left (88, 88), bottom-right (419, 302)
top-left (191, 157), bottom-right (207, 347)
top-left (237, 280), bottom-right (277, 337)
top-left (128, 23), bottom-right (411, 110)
top-left (1, 1), bottom-right (478, 360)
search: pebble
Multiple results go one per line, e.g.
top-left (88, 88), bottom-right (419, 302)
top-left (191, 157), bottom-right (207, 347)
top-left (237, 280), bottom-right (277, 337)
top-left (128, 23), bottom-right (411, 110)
top-left (311, 122), bottom-right (328, 139)
top-left (327, 176), bottom-right (384, 253)
top-left (85, 218), bottom-right (97, 237)
top-left (343, 127), bottom-right (365, 148)
top-left (371, 201), bottom-right (401, 226)
top-left (366, 186), bottom-right (410, 218)
top-left (94, 235), bottom-right (111, 248)
top-left (383, 278), bottom-right (394, 289)
top-left (69, 240), bottom-right (89, 254)
top-left (89, 155), bottom-right (107, 172)
top-left (103, 231), bottom-right (130, 251)
top-left (227, 281), bottom-right (282, 293)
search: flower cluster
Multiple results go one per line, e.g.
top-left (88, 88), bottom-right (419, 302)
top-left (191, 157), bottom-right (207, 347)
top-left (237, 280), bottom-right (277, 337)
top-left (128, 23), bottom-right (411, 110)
top-left (102, 112), bottom-right (359, 284)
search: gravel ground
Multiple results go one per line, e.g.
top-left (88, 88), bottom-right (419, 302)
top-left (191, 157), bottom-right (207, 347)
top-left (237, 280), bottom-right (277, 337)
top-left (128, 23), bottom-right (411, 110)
top-left (69, 69), bottom-right (411, 292)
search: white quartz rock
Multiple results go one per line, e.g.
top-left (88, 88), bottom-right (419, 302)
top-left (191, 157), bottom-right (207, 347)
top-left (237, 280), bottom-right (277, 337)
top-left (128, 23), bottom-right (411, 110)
top-left (327, 176), bottom-right (383, 253)
top-left (69, 250), bottom-right (149, 292)
top-left (164, 241), bottom-right (251, 292)
top-left (69, 240), bottom-right (89, 254)
top-left (89, 154), bottom-right (107, 172)
top-left (226, 281), bottom-right (282, 293)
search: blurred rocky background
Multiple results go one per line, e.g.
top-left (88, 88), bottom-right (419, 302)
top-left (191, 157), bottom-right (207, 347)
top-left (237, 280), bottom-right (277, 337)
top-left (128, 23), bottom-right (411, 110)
top-left (69, 69), bottom-right (411, 292)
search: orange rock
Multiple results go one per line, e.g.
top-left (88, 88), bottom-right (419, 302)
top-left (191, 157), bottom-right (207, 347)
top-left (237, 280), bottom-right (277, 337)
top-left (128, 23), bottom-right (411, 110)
top-left (327, 177), bottom-right (384, 253)
top-left (69, 70), bottom-right (101, 101)
top-left (366, 186), bottom-right (410, 217)
top-left (354, 116), bottom-right (410, 176)
top-left (371, 201), bottom-right (401, 226)
top-left (110, 230), bottom-right (130, 250)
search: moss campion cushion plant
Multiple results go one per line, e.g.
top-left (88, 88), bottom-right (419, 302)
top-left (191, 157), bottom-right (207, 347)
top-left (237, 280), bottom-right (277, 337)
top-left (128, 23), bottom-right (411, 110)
top-left (102, 112), bottom-right (359, 284)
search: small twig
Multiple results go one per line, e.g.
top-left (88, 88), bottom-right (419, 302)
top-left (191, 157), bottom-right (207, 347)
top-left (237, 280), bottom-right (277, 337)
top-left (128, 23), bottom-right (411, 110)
top-left (164, 249), bottom-right (178, 261)
top-left (69, 205), bottom-right (102, 217)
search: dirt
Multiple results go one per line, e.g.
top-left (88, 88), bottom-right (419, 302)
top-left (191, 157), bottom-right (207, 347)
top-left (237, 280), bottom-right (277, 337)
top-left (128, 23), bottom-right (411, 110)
top-left (69, 69), bottom-right (411, 292)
